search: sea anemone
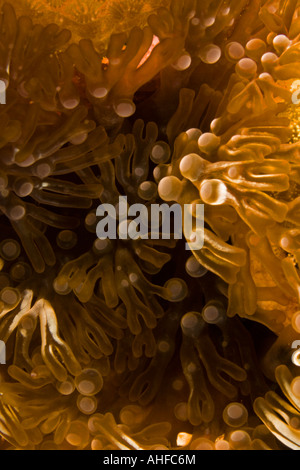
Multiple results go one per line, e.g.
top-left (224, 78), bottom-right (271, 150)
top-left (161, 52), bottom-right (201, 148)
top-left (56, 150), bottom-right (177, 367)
top-left (1, 0), bottom-right (300, 451)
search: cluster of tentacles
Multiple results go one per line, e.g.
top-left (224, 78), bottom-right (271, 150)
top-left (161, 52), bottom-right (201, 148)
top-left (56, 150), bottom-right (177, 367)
top-left (1, 0), bottom-right (300, 450)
